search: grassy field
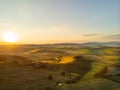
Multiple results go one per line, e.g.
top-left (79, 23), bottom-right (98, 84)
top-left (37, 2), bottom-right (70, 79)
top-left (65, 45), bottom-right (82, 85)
top-left (0, 45), bottom-right (120, 90)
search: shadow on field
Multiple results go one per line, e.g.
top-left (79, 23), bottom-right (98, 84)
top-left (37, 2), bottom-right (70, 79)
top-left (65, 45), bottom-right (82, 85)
top-left (0, 54), bottom-right (94, 90)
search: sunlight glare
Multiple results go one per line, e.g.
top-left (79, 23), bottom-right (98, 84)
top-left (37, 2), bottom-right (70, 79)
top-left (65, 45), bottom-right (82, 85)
top-left (3, 32), bottom-right (18, 42)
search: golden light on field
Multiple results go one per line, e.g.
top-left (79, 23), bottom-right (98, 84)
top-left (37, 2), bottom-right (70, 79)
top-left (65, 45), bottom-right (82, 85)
top-left (2, 32), bottom-right (18, 43)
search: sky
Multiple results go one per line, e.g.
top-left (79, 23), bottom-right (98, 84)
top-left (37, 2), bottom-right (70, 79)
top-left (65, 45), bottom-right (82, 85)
top-left (0, 0), bottom-right (120, 44)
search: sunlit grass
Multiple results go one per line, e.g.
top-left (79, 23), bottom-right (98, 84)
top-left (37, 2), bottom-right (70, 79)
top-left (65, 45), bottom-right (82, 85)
top-left (82, 63), bottom-right (107, 80)
top-left (103, 48), bottom-right (117, 55)
top-left (103, 55), bottom-right (120, 60)
top-left (76, 49), bottom-right (90, 54)
top-left (59, 56), bottom-right (74, 64)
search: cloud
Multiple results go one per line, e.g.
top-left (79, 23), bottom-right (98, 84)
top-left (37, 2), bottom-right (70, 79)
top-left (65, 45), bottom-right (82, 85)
top-left (102, 34), bottom-right (120, 39)
top-left (79, 34), bottom-right (120, 42)
top-left (82, 34), bottom-right (100, 37)
top-left (92, 34), bottom-right (120, 42)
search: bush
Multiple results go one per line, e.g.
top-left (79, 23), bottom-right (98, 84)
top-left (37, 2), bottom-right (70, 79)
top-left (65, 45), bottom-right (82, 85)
top-left (73, 55), bottom-right (83, 60)
top-left (61, 71), bottom-right (66, 76)
top-left (48, 75), bottom-right (53, 80)
top-left (46, 86), bottom-right (51, 90)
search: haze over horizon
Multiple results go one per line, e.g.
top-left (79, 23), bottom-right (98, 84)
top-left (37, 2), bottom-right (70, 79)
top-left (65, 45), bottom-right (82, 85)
top-left (0, 0), bottom-right (120, 44)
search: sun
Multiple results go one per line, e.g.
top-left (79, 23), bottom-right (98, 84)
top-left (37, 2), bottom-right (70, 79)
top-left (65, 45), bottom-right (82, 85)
top-left (3, 32), bottom-right (18, 42)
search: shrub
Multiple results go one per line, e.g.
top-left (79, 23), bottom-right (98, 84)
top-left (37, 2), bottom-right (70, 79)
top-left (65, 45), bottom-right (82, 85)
top-left (46, 86), bottom-right (51, 90)
top-left (61, 72), bottom-right (66, 76)
top-left (48, 75), bottom-right (53, 80)
top-left (73, 55), bottom-right (83, 60)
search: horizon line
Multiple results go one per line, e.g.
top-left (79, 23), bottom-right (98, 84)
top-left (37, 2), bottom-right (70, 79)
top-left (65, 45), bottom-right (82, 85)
top-left (0, 41), bottom-right (120, 45)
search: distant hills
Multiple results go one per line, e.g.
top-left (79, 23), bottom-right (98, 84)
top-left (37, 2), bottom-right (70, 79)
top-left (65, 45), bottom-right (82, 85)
top-left (0, 41), bottom-right (120, 47)
top-left (80, 42), bottom-right (120, 47)
top-left (53, 42), bottom-right (120, 47)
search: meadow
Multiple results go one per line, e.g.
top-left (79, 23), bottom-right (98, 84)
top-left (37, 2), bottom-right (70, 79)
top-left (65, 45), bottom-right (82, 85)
top-left (0, 44), bottom-right (120, 90)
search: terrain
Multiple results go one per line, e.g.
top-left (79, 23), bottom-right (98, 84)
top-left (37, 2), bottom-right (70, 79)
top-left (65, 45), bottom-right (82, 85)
top-left (0, 43), bottom-right (120, 90)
